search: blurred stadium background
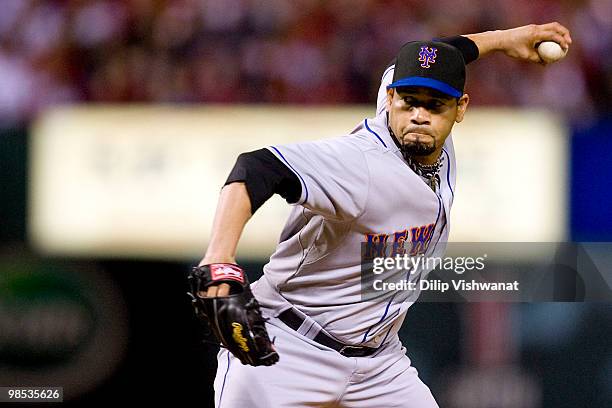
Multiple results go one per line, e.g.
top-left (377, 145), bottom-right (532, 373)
top-left (1, 0), bottom-right (611, 406)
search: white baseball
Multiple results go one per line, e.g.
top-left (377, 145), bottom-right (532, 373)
top-left (537, 41), bottom-right (568, 63)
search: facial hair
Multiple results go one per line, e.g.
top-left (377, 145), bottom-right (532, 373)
top-left (400, 139), bottom-right (436, 157)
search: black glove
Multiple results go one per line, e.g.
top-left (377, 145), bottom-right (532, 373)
top-left (188, 263), bottom-right (279, 366)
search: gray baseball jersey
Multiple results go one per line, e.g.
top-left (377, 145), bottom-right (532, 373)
top-left (252, 64), bottom-right (457, 348)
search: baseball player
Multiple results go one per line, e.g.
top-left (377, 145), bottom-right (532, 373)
top-left (189, 23), bottom-right (571, 408)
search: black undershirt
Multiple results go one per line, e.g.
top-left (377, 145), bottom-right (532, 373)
top-left (225, 149), bottom-right (301, 214)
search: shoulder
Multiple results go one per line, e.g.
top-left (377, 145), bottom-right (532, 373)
top-left (267, 116), bottom-right (395, 172)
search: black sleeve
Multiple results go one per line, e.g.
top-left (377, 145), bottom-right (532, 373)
top-left (436, 35), bottom-right (480, 64)
top-left (224, 148), bottom-right (301, 214)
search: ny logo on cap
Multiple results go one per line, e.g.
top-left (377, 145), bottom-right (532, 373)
top-left (418, 46), bottom-right (438, 68)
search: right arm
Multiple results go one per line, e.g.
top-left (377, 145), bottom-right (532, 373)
top-left (198, 182), bottom-right (252, 297)
top-left (377, 23), bottom-right (572, 114)
top-left (462, 22), bottom-right (571, 63)
top-left (198, 149), bottom-right (302, 297)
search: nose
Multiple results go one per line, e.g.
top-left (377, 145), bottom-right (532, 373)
top-left (410, 106), bottom-right (431, 125)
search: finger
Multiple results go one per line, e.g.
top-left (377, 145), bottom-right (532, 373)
top-left (549, 33), bottom-right (568, 48)
top-left (540, 23), bottom-right (571, 49)
top-left (528, 51), bottom-right (544, 64)
top-left (543, 21), bottom-right (569, 35)
top-left (552, 21), bottom-right (572, 41)
top-left (217, 283), bottom-right (231, 297)
top-left (562, 28), bottom-right (573, 47)
top-left (206, 286), bottom-right (219, 297)
top-left (556, 23), bottom-right (572, 44)
top-left (536, 29), bottom-right (566, 47)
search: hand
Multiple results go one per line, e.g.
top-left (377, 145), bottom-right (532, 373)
top-left (498, 22), bottom-right (572, 64)
top-left (188, 264), bottom-right (279, 366)
top-left (198, 257), bottom-right (234, 297)
top-left (204, 283), bottom-right (230, 297)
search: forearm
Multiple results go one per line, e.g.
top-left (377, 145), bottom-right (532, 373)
top-left (463, 23), bottom-right (571, 62)
top-left (463, 31), bottom-right (503, 58)
top-left (200, 182), bottom-right (252, 265)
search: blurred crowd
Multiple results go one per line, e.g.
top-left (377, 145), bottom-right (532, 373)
top-left (0, 0), bottom-right (610, 127)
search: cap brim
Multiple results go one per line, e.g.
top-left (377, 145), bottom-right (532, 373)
top-left (386, 76), bottom-right (462, 98)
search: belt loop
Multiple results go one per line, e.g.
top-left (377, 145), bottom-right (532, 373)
top-left (297, 319), bottom-right (315, 336)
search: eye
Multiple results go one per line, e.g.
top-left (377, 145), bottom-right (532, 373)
top-left (428, 101), bottom-right (447, 111)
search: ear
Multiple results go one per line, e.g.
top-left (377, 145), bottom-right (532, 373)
top-left (386, 88), bottom-right (394, 112)
top-left (455, 93), bottom-right (469, 123)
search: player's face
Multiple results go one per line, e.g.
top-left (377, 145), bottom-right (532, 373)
top-left (386, 87), bottom-right (469, 163)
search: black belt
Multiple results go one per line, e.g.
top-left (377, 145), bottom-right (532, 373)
top-left (278, 309), bottom-right (378, 358)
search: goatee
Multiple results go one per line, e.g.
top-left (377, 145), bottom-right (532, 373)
top-left (400, 142), bottom-right (436, 158)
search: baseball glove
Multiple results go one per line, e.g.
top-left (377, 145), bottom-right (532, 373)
top-left (187, 263), bottom-right (279, 366)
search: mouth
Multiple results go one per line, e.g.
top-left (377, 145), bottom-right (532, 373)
top-left (403, 131), bottom-right (434, 142)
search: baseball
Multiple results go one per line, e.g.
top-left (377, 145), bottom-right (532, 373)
top-left (537, 41), bottom-right (568, 63)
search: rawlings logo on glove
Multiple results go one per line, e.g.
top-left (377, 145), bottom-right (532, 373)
top-left (210, 264), bottom-right (245, 283)
top-left (232, 322), bottom-right (250, 352)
